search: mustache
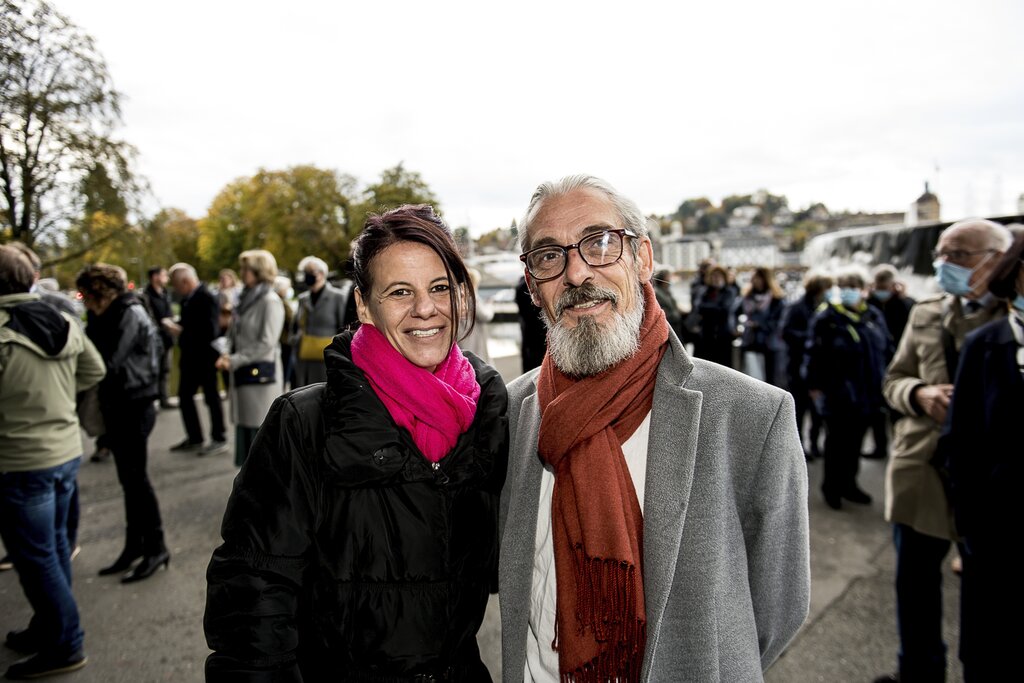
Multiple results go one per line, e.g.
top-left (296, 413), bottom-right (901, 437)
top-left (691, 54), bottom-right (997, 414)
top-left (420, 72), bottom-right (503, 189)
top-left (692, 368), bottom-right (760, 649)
top-left (554, 283), bottom-right (619, 317)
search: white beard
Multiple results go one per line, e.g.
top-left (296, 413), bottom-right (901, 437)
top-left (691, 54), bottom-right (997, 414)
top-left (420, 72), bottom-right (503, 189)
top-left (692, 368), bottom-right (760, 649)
top-left (543, 281), bottom-right (644, 377)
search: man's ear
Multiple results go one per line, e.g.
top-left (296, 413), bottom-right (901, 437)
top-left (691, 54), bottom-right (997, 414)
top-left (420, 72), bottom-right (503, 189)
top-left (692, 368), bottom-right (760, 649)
top-left (969, 249), bottom-right (1004, 299)
top-left (524, 271), bottom-right (541, 307)
top-left (635, 237), bottom-right (654, 282)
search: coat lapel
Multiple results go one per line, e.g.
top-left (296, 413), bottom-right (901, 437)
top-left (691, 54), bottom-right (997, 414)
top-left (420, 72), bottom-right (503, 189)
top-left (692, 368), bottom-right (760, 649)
top-left (641, 335), bottom-right (702, 678)
top-left (499, 387), bottom-right (545, 680)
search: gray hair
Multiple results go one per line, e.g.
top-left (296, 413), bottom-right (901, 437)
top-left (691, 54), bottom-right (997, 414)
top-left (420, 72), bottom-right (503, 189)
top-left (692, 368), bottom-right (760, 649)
top-left (273, 275), bottom-right (292, 297)
top-left (517, 174), bottom-right (649, 253)
top-left (297, 255), bottom-right (329, 277)
top-left (834, 264), bottom-right (871, 289)
top-left (168, 262), bottom-right (198, 283)
top-left (872, 264), bottom-right (898, 285)
top-left (942, 218), bottom-right (1013, 251)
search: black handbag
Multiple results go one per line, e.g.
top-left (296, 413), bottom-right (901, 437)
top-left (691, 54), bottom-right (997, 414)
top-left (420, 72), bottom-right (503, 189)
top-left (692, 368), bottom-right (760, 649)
top-left (233, 361), bottom-right (276, 386)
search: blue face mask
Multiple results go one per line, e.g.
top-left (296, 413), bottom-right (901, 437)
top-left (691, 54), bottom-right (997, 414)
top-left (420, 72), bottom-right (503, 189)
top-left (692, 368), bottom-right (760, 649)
top-left (933, 259), bottom-right (974, 296)
top-left (872, 290), bottom-right (892, 302)
top-left (1013, 294), bottom-right (1024, 313)
top-left (839, 288), bottom-right (862, 308)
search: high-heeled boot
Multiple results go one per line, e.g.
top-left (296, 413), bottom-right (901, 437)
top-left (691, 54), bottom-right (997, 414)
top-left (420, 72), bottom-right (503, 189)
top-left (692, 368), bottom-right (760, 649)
top-left (121, 531), bottom-right (170, 584)
top-left (98, 536), bottom-right (143, 576)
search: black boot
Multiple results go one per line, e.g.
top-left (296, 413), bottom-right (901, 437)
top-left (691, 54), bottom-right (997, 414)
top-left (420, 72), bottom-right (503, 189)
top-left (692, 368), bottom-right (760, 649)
top-left (121, 531), bottom-right (169, 584)
top-left (121, 549), bottom-right (169, 583)
top-left (98, 542), bottom-right (143, 576)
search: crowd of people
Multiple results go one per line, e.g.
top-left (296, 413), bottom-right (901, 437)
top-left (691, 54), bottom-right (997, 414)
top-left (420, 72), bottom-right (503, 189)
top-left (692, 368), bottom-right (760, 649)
top-left (0, 177), bottom-right (1020, 681)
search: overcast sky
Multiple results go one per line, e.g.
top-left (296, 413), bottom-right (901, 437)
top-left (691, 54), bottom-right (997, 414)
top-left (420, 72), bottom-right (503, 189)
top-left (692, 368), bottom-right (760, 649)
top-left (61, 0), bottom-right (1024, 235)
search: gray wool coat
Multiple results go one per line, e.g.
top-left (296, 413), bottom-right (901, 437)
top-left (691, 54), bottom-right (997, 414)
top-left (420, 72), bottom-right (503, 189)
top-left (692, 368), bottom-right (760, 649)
top-left (498, 331), bottom-right (810, 682)
top-left (228, 286), bottom-right (285, 428)
top-left (293, 283), bottom-right (349, 386)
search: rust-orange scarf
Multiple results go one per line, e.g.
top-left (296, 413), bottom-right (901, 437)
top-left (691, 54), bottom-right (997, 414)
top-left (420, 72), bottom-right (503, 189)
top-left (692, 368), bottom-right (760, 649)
top-left (536, 282), bottom-right (669, 682)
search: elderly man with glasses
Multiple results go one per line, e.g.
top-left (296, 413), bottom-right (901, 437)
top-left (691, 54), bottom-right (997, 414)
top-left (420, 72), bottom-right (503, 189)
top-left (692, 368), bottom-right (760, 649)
top-left (875, 217), bottom-right (1012, 683)
top-left (499, 175), bottom-right (810, 683)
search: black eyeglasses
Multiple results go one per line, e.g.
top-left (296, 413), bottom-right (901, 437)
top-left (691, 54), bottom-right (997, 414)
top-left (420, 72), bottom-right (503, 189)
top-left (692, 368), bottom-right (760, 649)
top-left (932, 248), bottom-right (996, 264)
top-left (520, 228), bottom-right (638, 282)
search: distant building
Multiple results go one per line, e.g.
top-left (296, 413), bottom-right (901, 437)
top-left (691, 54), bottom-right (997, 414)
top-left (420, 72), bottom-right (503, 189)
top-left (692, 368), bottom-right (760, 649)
top-left (909, 182), bottom-right (941, 224)
top-left (727, 205), bottom-right (760, 230)
top-left (718, 236), bottom-right (780, 269)
top-left (660, 237), bottom-right (713, 272)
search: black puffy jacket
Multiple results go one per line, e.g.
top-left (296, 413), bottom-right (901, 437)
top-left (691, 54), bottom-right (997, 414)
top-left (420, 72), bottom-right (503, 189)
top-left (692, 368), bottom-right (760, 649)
top-left (802, 302), bottom-right (894, 416)
top-left (205, 332), bottom-right (508, 682)
top-left (86, 293), bottom-right (160, 405)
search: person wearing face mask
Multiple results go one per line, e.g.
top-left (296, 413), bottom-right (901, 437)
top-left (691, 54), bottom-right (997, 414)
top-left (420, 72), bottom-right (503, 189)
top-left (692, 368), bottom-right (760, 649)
top-left (935, 231), bottom-right (1024, 682)
top-left (803, 265), bottom-right (894, 510)
top-left (864, 265), bottom-right (917, 461)
top-left (874, 218), bottom-right (1011, 683)
top-left (292, 255), bottom-right (349, 387)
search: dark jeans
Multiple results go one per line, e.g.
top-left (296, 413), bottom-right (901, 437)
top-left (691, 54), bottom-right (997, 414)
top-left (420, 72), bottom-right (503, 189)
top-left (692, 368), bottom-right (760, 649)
top-left (178, 362), bottom-right (225, 443)
top-left (893, 523), bottom-right (951, 682)
top-left (822, 414), bottom-right (869, 497)
top-left (0, 458), bottom-right (84, 656)
top-left (105, 401), bottom-right (165, 554)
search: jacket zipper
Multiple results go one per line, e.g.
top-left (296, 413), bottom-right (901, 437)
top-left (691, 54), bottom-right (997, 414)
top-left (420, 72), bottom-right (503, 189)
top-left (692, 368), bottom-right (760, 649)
top-left (431, 461), bottom-right (450, 485)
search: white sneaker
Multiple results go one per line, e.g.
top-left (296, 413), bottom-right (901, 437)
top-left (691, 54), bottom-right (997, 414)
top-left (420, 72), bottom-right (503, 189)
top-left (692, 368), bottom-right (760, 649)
top-left (198, 440), bottom-right (228, 456)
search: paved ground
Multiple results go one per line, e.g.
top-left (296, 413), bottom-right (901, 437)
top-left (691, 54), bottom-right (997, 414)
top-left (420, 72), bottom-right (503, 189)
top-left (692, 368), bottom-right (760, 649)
top-left (0, 373), bottom-right (964, 682)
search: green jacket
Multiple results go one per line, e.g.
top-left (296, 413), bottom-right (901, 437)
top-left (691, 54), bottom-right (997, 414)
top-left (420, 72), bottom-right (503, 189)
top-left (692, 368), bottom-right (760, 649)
top-left (0, 293), bottom-right (106, 473)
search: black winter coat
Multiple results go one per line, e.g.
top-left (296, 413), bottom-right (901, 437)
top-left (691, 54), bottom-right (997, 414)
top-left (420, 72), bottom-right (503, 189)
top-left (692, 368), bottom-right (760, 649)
top-left (85, 293), bottom-right (160, 406)
top-left (780, 295), bottom-right (818, 380)
top-left (178, 283), bottom-right (219, 368)
top-left (205, 332), bottom-right (509, 682)
top-left (802, 302), bottom-right (894, 417)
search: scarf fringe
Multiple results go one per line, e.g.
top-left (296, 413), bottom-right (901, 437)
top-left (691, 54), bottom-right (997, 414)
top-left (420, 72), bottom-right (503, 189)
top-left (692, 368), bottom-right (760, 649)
top-left (553, 545), bottom-right (646, 680)
top-left (558, 621), bottom-right (647, 683)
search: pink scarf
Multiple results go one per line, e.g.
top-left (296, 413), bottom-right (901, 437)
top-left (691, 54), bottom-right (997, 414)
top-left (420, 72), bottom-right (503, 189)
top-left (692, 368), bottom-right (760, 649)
top-left (350, 323), bottom-right (480, 463)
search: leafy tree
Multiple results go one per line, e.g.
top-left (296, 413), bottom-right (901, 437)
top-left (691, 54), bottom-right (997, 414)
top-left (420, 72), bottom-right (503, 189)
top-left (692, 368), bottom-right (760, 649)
top-left (346, 163), bottom-right (441, 243)
top-left (720, 194), bottom-right (753, 217)
top-left (674, 197), bottom-right (713, 220)
top-left (696, 210), bottom-right (726, 233)
top-left (142, 207), bottom-right (200, 271)
top-left (1, 0), bottom-right (141, 247)
top-left (198, 165), bottom-right (357, 278)
top-left (48, 162), bottom-right (133, 283)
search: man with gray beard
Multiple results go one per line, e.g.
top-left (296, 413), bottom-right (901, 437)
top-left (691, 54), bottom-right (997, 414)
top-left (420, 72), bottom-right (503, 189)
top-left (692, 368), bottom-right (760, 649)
top-left (498, 175), bottom-right (810, 683)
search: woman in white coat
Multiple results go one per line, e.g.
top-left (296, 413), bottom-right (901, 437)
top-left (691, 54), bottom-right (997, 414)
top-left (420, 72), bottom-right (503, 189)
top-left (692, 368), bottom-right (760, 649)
top-left (215, 250), bottom-right (285, 466)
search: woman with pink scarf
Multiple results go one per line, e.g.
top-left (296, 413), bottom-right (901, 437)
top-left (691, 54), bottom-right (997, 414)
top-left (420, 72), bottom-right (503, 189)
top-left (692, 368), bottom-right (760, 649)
top-left (205, 205), bottom-right (509, 682)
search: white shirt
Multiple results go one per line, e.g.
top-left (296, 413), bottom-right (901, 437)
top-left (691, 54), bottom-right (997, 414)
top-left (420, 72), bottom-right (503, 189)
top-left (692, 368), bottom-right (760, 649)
top-left (524, 411), bottom-right (652, 682)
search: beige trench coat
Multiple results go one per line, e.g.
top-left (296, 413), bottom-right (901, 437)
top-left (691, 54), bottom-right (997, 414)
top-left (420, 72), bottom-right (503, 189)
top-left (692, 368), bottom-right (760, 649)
top-left (882, 294), bottom-right (1005, 539)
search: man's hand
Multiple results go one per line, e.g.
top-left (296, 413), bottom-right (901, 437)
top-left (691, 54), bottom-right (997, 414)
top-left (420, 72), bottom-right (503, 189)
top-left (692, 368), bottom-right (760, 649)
top-left (214, 355), bottom-right (231, 371)
top-left (913, 383), bottom-right (954, 424)
top-left (161, 318), bottom-right (182, 337)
